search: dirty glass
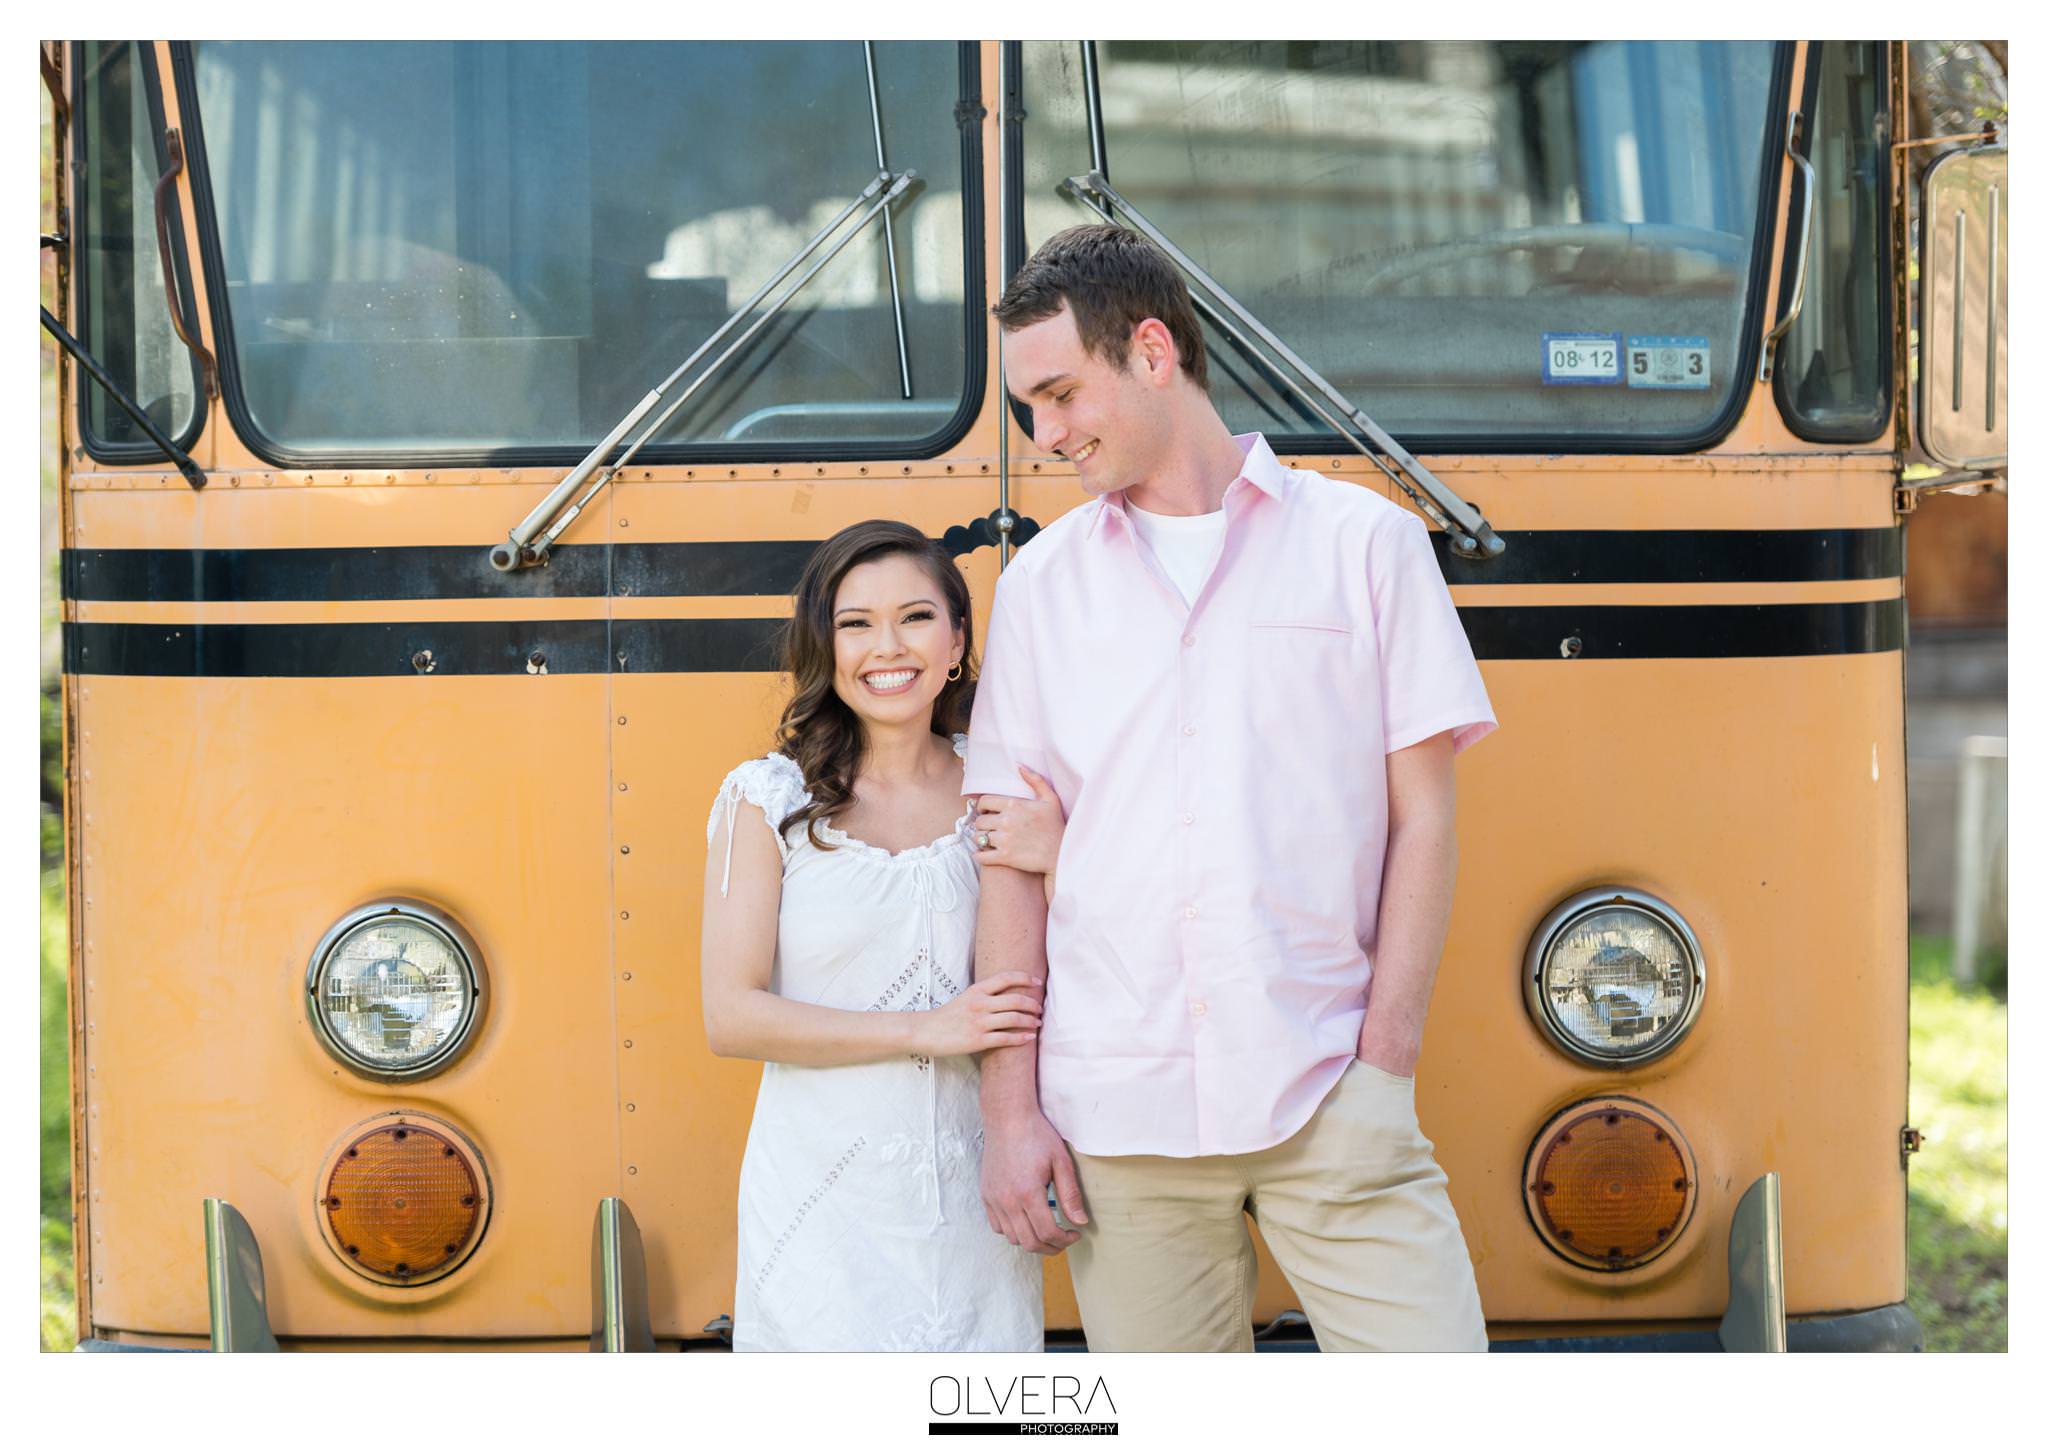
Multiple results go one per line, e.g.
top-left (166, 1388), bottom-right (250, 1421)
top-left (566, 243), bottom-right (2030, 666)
top-left (1019, 41), bottom-right (1782, 445)
top-left (76, 41), bottom-right (201, 454)
top-left (189, 41), bottom-right (970, 456)
top-left (1778, 42), bottom-right (1888, 439)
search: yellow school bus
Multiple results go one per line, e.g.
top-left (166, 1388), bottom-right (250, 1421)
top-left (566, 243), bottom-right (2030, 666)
top-left (48, 39), bottom-right (2005, 1350)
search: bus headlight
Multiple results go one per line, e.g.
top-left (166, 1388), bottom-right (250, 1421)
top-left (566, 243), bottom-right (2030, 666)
top-left (1524, 888), bottom-right (1704, 1067)
top-left (306, 902), bottom-right (485, 1080)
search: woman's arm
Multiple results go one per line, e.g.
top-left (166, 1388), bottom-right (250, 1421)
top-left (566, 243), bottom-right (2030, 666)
top-left (701, 803), bottom-right (1041, 1066)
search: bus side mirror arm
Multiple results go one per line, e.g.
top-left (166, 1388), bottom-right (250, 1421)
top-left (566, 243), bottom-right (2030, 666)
top-left (1758, 112), bottom-right (1815, 385)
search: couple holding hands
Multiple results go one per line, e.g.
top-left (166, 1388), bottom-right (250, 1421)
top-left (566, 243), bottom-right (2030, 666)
top-left (701, 225), bottom-right (1495, 1352)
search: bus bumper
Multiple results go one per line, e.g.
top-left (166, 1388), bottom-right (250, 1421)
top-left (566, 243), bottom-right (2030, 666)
top-left (1490, 1302), bottom-right (1923, 1352)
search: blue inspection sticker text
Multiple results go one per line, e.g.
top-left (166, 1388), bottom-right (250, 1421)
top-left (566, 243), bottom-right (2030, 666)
top-left (1626, 336), bottom-right (1712, 389)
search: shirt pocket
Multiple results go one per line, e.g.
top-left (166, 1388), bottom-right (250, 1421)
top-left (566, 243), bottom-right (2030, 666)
top-left (1249, 619), bottom-right (1353, 637)
top-left (1242, 621), bottom-right (1362, 763)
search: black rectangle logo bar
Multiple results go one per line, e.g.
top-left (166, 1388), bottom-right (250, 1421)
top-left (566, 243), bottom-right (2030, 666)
top-left (928, 1425), bottom-right (1119, 1435)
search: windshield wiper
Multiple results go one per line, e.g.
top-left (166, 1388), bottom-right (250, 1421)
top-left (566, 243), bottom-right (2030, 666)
top-left (490, 167), bottom-right (918, 571)
top-left (1057, 42), bottom-right (1501, 561)
top-left (1062, 170), bottom-right (1503, 561)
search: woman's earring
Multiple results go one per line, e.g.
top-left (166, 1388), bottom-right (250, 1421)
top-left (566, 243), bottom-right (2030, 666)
top-left (946, 659), bottom-right (963, 682)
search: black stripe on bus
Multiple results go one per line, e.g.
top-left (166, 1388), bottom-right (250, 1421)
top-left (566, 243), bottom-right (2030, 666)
top-left (1430, 526), bottom-right (1902, 586)
top-left (63, 600), bottom-right (1903, 676)
top-left (62, 527), bottom-right (1901, 602)
top-left (1458, 598), bottom-right (1904, 660)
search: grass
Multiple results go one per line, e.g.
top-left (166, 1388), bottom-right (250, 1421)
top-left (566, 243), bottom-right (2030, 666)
top-left (1905, 937), bottom-right (2008, 1351)
top-left (40, 872), bottom-right (76, 1352)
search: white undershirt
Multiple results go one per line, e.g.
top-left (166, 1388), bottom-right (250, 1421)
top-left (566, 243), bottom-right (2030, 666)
top-left (1124, 501), bottom-right (1228, 608)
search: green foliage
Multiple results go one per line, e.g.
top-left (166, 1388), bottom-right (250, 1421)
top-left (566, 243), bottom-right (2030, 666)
top-left (42, 1217), bottom-right (76, 1353)
top-left (42, 876), bottom-right (77, 1351)
top-left (42, 689), bottom-right (63, 869)
top-left (1905, 936), bottom-right (2007, 1351)
top-left (41, 877), bottom-right (72, 1225)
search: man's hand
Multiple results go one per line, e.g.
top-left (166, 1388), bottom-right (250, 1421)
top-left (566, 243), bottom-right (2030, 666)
top-left (982, 1108), bottom-right (1088, 1254)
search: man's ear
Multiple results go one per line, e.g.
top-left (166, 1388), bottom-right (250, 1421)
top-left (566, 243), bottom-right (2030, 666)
top-left (1131, 317), bottom-right (1177, 383)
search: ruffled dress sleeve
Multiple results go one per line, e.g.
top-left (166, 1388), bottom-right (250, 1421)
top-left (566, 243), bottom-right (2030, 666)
top-left (706, 753), bottom-right (811, 897)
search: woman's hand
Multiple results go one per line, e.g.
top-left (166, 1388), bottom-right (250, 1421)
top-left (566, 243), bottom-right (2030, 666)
top-left (971, 766), bottom-right (1065, 876)
top-left (913, 971), bottom-right (1043, 1057)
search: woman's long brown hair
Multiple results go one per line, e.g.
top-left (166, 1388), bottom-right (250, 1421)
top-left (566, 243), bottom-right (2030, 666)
top-left (775, 520), bottom-right (977, 849)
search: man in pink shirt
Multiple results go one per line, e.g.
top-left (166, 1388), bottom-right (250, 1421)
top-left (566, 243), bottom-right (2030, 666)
top-left (964, 225), bottom-right (1495, 1351)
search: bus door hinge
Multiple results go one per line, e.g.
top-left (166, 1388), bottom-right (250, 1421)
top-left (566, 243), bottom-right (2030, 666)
top-left (1900, 1125), bottom-right (1924, 1164)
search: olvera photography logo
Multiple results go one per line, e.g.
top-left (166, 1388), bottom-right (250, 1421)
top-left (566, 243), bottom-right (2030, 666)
top-left (928, 1375), bottom-right (1120, 1435)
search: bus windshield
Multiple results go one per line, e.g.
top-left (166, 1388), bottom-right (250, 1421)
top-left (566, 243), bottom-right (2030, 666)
top-left (1019, 41), bottom-right (1786, 450)
top-left (185, 41), bottom-right (975, 460)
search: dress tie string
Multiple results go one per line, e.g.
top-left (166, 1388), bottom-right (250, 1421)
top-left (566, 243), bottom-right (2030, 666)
top-left (717, 789), bottom-right (743, 897)
top-left (908, 851), bottom-right (962, 1229)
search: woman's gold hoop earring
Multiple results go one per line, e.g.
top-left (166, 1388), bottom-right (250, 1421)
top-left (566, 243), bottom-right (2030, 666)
top-left (946, 660), bottom-right (963, 682)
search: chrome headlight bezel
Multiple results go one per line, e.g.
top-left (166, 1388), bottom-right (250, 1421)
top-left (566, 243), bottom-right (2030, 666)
top-left (305, 901), bottom-right (486, 1081)
top-left (1523, 887), bottom-right (1705, 1068)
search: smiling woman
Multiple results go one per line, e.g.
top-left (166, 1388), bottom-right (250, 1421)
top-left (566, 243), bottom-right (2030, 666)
top-left (695, 517), bottom-right (1068, 1351)
top-left (775, 519), bottom-right (977, 847)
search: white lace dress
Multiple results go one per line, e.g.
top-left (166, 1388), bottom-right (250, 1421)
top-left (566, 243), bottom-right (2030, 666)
top-left (707, 736), bottom-right (1044, 1352)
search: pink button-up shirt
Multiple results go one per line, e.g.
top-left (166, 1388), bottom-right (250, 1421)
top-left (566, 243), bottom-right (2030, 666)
top-left (964, 434), bottom-right (1495, 1157)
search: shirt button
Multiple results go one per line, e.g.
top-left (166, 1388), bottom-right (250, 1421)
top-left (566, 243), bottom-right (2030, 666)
top-left (1182, 724), bottom-right (1197, 736)
top-left (1181, 634), bottom-right (1195, 647)
top-left (1184, 906), bottom-right (1198, 919)
top-left (1189, 1002), bottom-right (1208, 1018)
top-left (1181, 814), bottom-right (1194, 826)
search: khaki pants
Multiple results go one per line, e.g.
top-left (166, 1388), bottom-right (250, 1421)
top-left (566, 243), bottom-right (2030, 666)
top-left (1064, 1059), bottom-right (1487, 1351)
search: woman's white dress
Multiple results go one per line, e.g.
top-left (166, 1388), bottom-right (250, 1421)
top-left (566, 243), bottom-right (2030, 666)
top-left (707, 736), bottom-right (1044, 1352)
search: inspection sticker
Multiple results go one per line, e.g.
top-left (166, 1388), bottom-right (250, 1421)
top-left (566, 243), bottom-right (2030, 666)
top-left (1541, 333), bottom-right (1623, 385)
top-left (1626, 336), bottom-right (1711, 389)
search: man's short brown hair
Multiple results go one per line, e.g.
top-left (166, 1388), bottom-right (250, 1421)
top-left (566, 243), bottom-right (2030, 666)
top-left (993, 224), bottom-right (1210, 393)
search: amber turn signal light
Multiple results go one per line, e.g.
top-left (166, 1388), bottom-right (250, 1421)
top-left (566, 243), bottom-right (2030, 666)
top-left (320, 1115), bottom-right (488, 1287)
top-left (1524, 1098), bottom-right (1697, 1272)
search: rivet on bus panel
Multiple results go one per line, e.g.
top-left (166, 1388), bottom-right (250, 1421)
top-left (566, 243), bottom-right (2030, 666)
top-left (620, 845), bottom-right (631, 855)
top-left (1561, 636), bottom-right (1584, 659)
top-left (628, 1166), bottom-right (638, 1175)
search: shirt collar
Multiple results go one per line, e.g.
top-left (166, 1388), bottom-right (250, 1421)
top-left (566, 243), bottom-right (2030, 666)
top-left (1085, 433), bottom-right (1287, 540)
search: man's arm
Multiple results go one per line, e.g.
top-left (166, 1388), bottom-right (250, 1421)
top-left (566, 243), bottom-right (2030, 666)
top-left (977, 861), bottom-right (1087, 1252)
top-left (1357, 730), bottom-right (1459, 1077)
